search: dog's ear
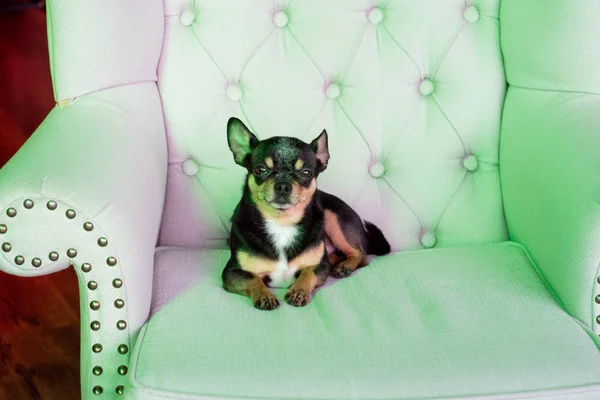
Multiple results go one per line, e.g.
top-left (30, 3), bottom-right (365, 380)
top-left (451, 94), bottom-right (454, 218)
top-left (227, 117), bottom-right (259, 167)
top-left (310, 129), bottom-right (329, 172)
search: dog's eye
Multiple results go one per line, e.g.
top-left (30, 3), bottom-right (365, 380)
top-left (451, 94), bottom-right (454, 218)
top-left (301, 169), bottom-right (313, 178)
top-left (254, 165), bottom-right (268, 175)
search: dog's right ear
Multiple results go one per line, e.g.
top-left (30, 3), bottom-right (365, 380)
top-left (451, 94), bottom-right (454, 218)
top-left (227, 117), bottom-right (259, 167)
top-left (310, 129), bottom-right (329, 172)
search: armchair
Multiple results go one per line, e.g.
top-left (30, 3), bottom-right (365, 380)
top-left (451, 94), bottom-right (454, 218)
top-left (1, 0), bottom-right (599, 399)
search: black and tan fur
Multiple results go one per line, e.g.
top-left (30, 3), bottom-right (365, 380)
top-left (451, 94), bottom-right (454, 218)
top-left (222, 117), bottom-right (391, 310)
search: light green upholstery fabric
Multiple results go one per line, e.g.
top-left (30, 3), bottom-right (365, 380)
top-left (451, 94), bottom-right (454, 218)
top-left (129, 243), bottom-right (600, 399)
top-left (500, 87), bottom-right (600, 336)
top-left (500, 0), bottom-right (600, 333)
top-left (0, 83), bottom-right (167, 397)
top-left (46, 0), bottom-right (164, 101)
top-left (157, 0), bottom-right (508, 252)
top-left (500, 0), bottom-right (600, 94)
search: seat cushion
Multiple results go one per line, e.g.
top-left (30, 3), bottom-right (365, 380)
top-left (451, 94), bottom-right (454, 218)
top-left (129, 242), bottom-right (600, 399)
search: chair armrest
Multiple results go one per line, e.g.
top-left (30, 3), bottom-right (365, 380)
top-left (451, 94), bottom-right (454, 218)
top-left (0, 82), bottom-right (167, 398)
top-left (500, 0), bottom-right (600, 334)
top-left (500, 86), bottom-right (600, 333)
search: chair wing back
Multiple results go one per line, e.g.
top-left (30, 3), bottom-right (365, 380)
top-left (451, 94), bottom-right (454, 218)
top-left (46, 0), bottom-right (164, 101)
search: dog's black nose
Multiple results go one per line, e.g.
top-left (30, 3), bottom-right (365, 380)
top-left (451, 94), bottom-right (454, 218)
top-left (275, 182), bottom-right (292, 195)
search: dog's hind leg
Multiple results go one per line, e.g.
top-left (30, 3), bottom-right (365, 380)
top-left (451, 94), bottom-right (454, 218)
top-left (324, 210), bottom-right (369, 279)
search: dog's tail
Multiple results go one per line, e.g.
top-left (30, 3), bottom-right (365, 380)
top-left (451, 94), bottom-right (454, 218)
top-left (364, 221), bottom-right (391, 255)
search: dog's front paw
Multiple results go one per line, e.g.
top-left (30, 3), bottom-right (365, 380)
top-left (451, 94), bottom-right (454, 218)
top-left (331, 261), bottom-right (354, 279)
top-left (252, 291), bottom-right (280, 311)
top-left (284, 287), bottom-right (311, 307)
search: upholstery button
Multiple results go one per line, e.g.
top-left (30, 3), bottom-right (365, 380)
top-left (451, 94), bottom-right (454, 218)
top-left (273, 10), bottom-right (288, 28)
top-left (326, 82), bottom-right (341, 99)
top-left (463, 154), bottom-right (478, 172)
top-left (227, 83), bottom-right (243, 101)
top-left (419, 79), bottom-right (435, 96)
top-left (369, 162), bottom-right (385, 178)
top-left (180, 10), bottom-right (196, 26)
top-left (463, 6), bottom-right (479, 23)
top-left (420, 231), bottom-right (436, 248)
top-left (182, 159), bottom-right (199, 176)
top-left (367, 7), bottom-right (383, 24)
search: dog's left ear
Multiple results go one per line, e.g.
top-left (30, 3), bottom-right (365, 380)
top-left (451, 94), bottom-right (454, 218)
top-left (227, 117), bottom-right (259, 167)
top-left (310, 129), bottom-right (329, 172)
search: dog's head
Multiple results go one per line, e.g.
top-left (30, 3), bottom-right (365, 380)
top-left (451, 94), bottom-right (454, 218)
top-left (227, 117), bottom-right (329, 219)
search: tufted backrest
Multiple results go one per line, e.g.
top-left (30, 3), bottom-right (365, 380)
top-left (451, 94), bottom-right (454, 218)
top-left (157, 0), bottom-right (508, 251)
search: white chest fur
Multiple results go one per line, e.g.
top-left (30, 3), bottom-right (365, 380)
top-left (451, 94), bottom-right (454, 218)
top-left (264, 219), bottom-right (299, 288)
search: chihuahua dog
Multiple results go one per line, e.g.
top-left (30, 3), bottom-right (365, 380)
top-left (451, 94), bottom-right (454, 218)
top-left (222, 117), bottom-right (391, 310)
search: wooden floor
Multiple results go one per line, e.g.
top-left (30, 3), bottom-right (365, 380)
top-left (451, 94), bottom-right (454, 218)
top-left (0, 5), bottom-right (81, 399)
